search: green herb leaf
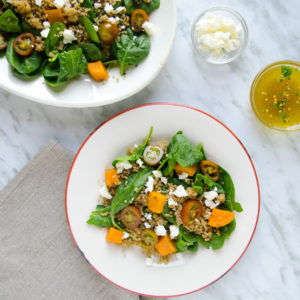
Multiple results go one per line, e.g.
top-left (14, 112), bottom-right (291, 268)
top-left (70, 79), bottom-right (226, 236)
top-left (193, 173), bottom-right (225, 194)
top-left (82, 0), bottom-right (96, 20)
top-left (124, 0), bottom-right (160, 14)
top-left (162, 204), bottom-right (177, 224)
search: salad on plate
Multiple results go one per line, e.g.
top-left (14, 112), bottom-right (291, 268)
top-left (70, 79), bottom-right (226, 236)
top-left (0, 0), bottom-right (159, 87)
top-left (87, 127), bottom-right (243, 264)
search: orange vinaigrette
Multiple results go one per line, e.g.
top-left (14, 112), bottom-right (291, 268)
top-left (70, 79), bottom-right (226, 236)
top-left (251, 61), bottom-right (300, 130)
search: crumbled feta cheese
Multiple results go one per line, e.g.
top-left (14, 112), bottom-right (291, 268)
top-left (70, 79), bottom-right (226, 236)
top-left (93, 24), bottom-right (99, 31)
top-left (203, 191), bottom-right (218, 201)
top-left (53, 0), bottom-right (66, 9)
top-left (178, 172), bottom-right (189, 180)
top-left (169, 185), bottom-right (188, 197)
top-left (63, 29), bottom-right (76, 44)
top-left (142, 21), bottom-right (154, 36)
top-left (41, 28), bottom-right (50, 38)
top-left (146, 257), bottom-right (153, 266)
top-left (195, 12), bottom-right (242, 57)
top-left (104, 3), bottom-right (114, 14)
top-left (43, 21), bottom-right (51, 29)
top-left (161, 177), bottom-right (168, 185)
top-left (98, 183), bottom-right (112, 199)
top-left (94, 3), bottom-right (101, 9)
top-left (144, 213), bottom-right (152, 220)
top-left (115, 6), bottom-right (125, 14)
top-left (168, 198), bottom-right (178, 206)
top-left (144, 222), bottom-right (151, 229)
top-left (116, 161), bottom-right (132, 173)
top-left (145, 176), bottom-right (154, 193)
top-left (136, 158), bottom-right (144, 167)
top-left (204, 199), bottom-right (220, 209)
top-left (35, 0), bottom-right (42, 7)
top-left (152, 170), bottom-right (162, 178)
top-left (155, 225), bottom-right (167, 236)
top-left (134, 144), bottom-right (139, 148)
top-left (169, 225), bottom-right (179, 239)
top-left (123, 232), bottom-right (129, 239)
top-left (108, 17), bottom-right (117, 24)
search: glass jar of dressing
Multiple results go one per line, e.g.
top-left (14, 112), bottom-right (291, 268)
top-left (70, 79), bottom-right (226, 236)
top-left (251, 61), bottom-right (300, 131)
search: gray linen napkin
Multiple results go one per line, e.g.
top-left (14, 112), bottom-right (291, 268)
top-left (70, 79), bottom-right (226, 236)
top-left (0, 140), bottom-right (162, 300)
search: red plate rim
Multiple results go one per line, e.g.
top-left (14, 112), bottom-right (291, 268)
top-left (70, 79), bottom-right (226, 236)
top-left (65, 102), bottom-right (260, 298)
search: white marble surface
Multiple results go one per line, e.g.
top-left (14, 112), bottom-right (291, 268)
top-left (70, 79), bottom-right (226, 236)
top-left (0, 0), bottom-right (300, 299)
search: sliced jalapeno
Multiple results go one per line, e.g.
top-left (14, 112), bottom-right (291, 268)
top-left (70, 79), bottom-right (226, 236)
top-left (13, 33), bottom-right (35, 56)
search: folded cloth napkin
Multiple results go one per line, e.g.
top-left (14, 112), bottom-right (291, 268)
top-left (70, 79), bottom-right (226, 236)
top-left (0, 140), bottom-right (163, 300)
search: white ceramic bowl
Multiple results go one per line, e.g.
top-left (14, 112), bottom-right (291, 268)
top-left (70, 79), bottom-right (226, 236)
top-left (0, 1), bottom-right (177, 107)
top-left (65, 103), bottom-right (260, 297)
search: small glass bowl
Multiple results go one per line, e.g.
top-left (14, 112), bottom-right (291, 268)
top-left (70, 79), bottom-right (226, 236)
top-left (191, 7), bottom-right (248, 64)
top-left (250, 60), bottom-right (300, 132)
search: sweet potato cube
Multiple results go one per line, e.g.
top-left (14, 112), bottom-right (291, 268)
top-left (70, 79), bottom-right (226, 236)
top-left (106, 227), bottom-right (123, 244)
top-left (105, 169), bottom-right (120, 187)
top-left (155, 235), bottom-right (176, 256)
top-left (148, 191), bottom-right (167, 214)
top-left (174, 163), bottom-right (198, 177)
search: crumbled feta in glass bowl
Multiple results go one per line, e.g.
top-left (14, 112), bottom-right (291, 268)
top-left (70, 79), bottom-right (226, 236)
top-left (191, 7), bottom-right (248, 64)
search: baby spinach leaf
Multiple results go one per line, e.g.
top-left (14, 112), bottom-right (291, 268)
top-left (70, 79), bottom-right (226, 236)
top-left (45, 22), bottom-right (66, 57)
top-left (112, 126), bottom-right (153, 167)
top-left (0, 9), bottom-right (21, 33)
top-left (81, 43), bottom-right (106, 62)
top-left (110, 166), bottom-right (153, 228)
top-left (221, 219), bottom-right (236, 239)
top-left (210, 233), bottom-right (225, 250)
top-left (162, 204), bottom-right (176, 224)
top-left (218, 166), bottom-right (243, 212)
top-left (198, 143), bottom-right (207, 160)
top-left (193, 173), bottom-right (225, 194)
top-left (159, 131), bottom-right (204, 176)
top-left (87, 205), bottom-right (112, 228)
top-left (0, 49), bottom-right (6, 58)
top-left (12, 68), bottom-right (42, 80)
top-left (111, 28), bottom-right (150, 75)
top-left (42, 48), bottom-right (88, 87)
top-left (21, 21), bottom-right (40, 36)
top-left (187, 243), bottom-right (199, 252)
top-left (175, 228), bottom-right (189, 252)
top-left (182, 229), bottom-right (211, 249)
top-left (124, 0), bottom-right (160, 14)
top-left (6, 37), bottom-right (44, 75)
top-left (168, 177), bottom-right (189, 189)
top-left (79, 16), bottom-right (100, 44)
top-left (82, 0), bottom-right (96, 21)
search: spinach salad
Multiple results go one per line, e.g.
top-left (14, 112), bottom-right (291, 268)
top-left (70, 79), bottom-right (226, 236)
top-left (0, 0), bottom-right (159, 87)
top-left (88, 127), bottom-right (243, 264)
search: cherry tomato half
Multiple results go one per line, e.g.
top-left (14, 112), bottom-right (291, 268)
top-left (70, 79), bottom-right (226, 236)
top-left (139, 229), bottom-right (158, 249)
top-left (200, 160), bottom-right (220, 182)
top-left (0, 31), bottom-right (9, 51)
top-left (143, 146), bottom-right (163, 166)
top-left (120, 206), bottom-right (142, 229)
top-left (13, 33), bottom-right (35, 56)
top-left (181, 200), bottom-right (204, 226)
top-left (131, 9), bottom-right (149, 33)
top-left (98, 22), bottom-right (119, 45)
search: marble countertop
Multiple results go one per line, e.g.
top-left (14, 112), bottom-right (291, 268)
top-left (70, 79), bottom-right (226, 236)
top-left (0, 0), bottom-right (299, 299)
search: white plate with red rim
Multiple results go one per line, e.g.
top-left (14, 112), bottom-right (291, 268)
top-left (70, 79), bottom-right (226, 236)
top-left (0, 1), bottom-right (177, 107)
top-left (65, 103), bottom-right (260, 297)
